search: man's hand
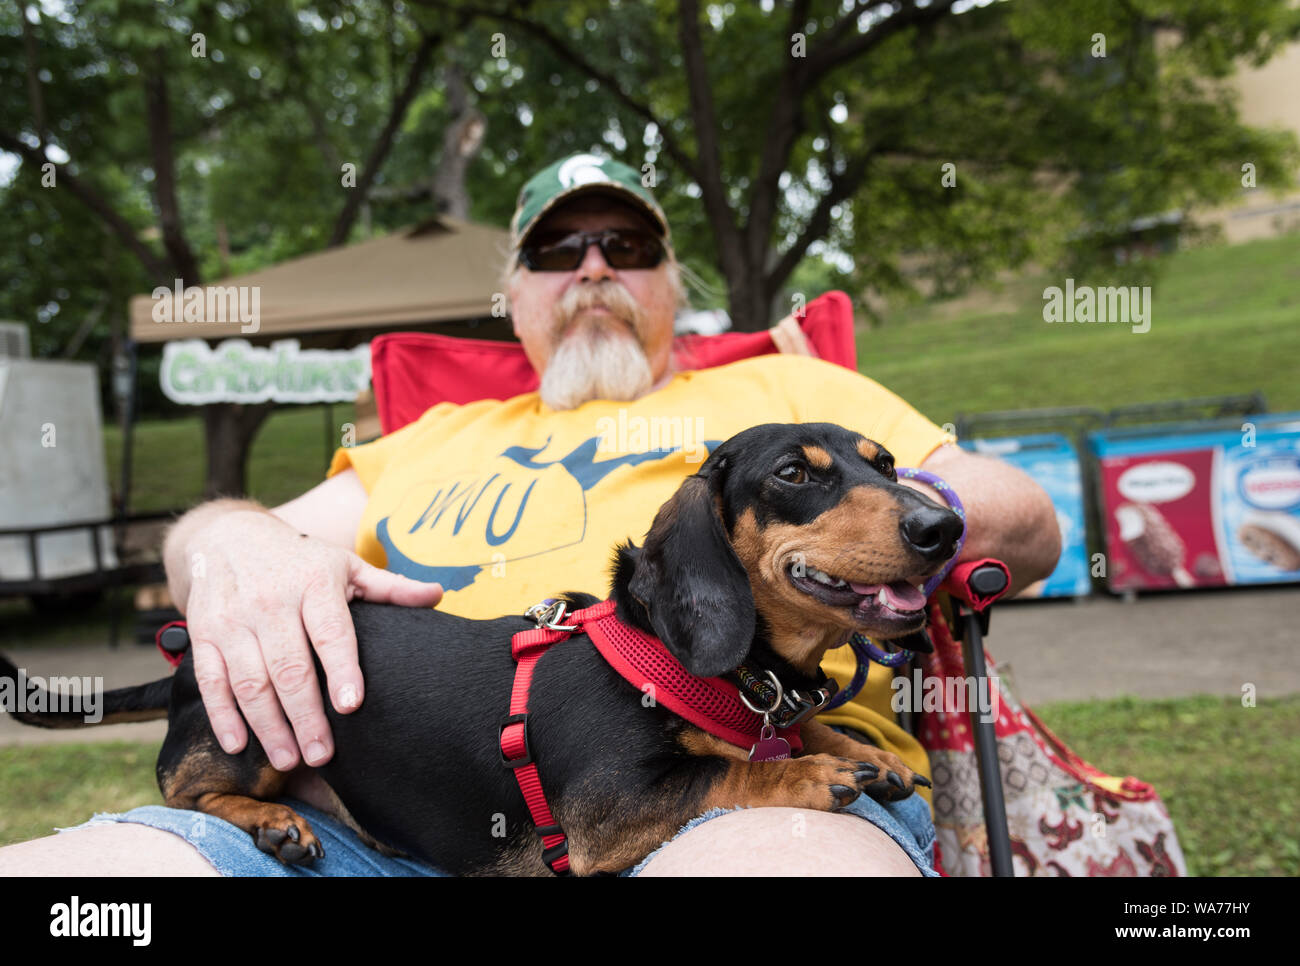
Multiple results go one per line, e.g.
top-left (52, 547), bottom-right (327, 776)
top-left (770, 314), bottom-right (815, 357)
top-left (166, 501), bottom-right (442, 770)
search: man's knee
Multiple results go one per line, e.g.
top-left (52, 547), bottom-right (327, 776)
top-left (0, 823), bottom-right (220, 877)
top-left (636, 807), bottom-right (924, 877)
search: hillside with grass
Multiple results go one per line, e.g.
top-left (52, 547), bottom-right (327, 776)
top-left (857, 232), bottom-right (1300, 429)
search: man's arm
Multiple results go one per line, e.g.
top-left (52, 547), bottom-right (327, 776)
top-left (906, 443), bottom-right (1061, 597)
top-left (272, 466), bottom-right (370, 547)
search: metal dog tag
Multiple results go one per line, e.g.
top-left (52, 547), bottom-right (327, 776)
top-left (748, 724), bottom-right (792, 762)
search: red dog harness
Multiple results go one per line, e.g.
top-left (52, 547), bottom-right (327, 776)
top-left (500, 598), bottom-right (813, 875)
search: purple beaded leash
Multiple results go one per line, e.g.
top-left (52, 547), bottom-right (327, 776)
top-left (824, 467), bottom-right (967, 708)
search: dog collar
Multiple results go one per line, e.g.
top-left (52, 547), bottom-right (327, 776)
top-left (731, 661), bottom-right (836, 731)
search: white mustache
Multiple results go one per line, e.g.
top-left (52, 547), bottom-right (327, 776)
top-left (550, 280), bottom-right (644, 346)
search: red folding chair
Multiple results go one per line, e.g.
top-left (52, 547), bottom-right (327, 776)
top-left (369, 290), bottom-right (858, 433)
top-left (367, 290), bottom-right (1017, 874)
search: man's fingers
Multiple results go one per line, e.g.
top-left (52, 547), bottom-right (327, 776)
top-left (218, 621), bottom-right (304, 772)
top-left (190, 636), bottom-right (247, 755)
top-left (300, 581), bottom-right (364, 721)
top-left (771, 314), bottom-right (813, 356)
top-left (255, 611), bottom-right (334, 768)
top-left (350, 557), bottom-right (443, 608)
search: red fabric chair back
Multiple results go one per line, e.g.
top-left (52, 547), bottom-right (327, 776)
top-left (370, 290), bottom-right (857, 433)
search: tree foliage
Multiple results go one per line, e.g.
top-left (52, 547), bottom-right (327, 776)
top-left (2, 0), bottom-right (1298, 493)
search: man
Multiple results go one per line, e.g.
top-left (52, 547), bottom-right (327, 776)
top-left (0, 154), bottom-right (1059, 876)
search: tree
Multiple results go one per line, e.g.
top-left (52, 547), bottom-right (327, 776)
top-left (1, 0), bottom-right (472, 497)
top-left (424, 0), bottom-right (1300, 328)
top-left (3, 0), bottom-right (1298, 498)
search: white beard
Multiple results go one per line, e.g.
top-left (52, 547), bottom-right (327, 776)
top-left (537, 321), bottom-right (655, 411)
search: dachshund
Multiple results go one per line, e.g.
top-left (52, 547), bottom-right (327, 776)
top-left (2, 422), bottom-right (963, 876)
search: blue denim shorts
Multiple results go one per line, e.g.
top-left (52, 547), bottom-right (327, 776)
top-left (61, 731), bottom-right (937, 877)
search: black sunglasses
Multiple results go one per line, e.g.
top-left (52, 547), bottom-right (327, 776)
top-left (518, 228), bottom-right (665, 272)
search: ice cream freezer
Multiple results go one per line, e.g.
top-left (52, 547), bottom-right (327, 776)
top-left (1087, 412), bottom-right (1300, 591)
top-left (959, 433), bottom-right (1093, 598)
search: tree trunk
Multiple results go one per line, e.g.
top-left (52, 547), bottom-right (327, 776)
top-left (431, 64), bottom-right (485, 218)
top-left (725, 264), bottom-right (771, 333)
top-left (201, 402), bottom-right (277, 499)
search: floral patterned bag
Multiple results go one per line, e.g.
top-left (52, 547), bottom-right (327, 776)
top-left (917, 598), bottom-right (1187, 877)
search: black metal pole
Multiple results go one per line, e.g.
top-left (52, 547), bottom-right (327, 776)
top-left (958, 604), bottom-right (1015, 877)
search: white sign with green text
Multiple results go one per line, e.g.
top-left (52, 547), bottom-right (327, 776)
top-left (160, 339), bottom-right (371, 405)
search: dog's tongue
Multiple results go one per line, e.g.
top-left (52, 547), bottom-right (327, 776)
top-left (849, 580), bottom-right (927, 611)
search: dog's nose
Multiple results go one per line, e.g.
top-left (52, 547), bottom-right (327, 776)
top-left (900, 506), bottom-right (963, 562)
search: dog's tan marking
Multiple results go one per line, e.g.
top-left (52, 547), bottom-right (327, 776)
top-left (677, 727), bottom-right (750, 761)
top-left (802, 719), bottom-right (923, 799)
top-left (801, 445), bottom-right (833, 470)
top-left (159, 745), bottom-right (322, 862)
top-left (158, 745), bottom-right (282, 804)
top-left (192, 793), bottom-right (323, 859)
top-left (730, 491), bottom-right (929, 674)
top-left (799, 719), bottom-right (874, 758)
top-left (857, 438), bottom-right (882, 462)
top-left (694, 755), bottom-right (874, 812)
top-left (562, 726), bottom-right (874, 875)
top-left (560, 728), bottom-right (749, 874)
top-left (478, 836), bottom-right (551, 877)
top-left (564, 816), bottom-right (692, 877)
top-left (811, 486), bottom-right (904, 564)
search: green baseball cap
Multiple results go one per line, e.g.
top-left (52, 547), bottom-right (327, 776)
top-left (509, 153), bottom-right (670, 251)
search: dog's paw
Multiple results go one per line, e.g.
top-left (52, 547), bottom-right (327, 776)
top-left (853, 748), bottom-right (928, 803)
top-left (785, 754), bottom-right (893, 811)
top-left (249, 805), bottom-right (325, 865)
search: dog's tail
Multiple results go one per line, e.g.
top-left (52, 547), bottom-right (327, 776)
top-left (0, 653), bottom-right (172, 729)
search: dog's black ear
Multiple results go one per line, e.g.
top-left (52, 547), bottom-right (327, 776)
top-left (627, 473), bottom-right (755, 677)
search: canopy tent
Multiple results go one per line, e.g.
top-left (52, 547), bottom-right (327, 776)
top-left (116, 215), bottom-right (516, 512)
top-left (129, 215), bottom-right (514, 345)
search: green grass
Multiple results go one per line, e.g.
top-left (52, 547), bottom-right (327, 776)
top-left (860, 232), bottom-right (1300, 426)
top-left (104, 401), bottom-right (357, 513)
top-left (0, 741), bottom-right (162, 847)
top-left (2, 694), bottom-right (1295, 875)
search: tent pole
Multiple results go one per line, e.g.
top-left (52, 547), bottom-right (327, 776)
top-left (115, 338), bottom-right (138, 519)
top-left (324, 402), bottom-right (333, 474)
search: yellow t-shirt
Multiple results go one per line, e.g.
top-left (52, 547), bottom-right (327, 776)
top-left (329, 353), bottom-right (955, 791)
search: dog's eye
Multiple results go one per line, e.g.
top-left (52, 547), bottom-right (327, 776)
top-left (875, 456), bottom-right (896, 480)
top-left (775, 463), bottom-right (808, 484)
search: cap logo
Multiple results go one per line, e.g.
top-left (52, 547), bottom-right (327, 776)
top-left (558, 153), bottom-right (612, 189)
